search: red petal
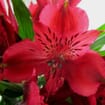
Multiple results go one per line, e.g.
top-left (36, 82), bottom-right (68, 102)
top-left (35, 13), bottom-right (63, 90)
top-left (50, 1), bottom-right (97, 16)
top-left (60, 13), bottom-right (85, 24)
top-left (37, 0), bottom-right (48, 7)
top-left (40, 4), bottom-right (88, 34)
top-left (0, 17), bottom-right (16, 55)
top-left (2, 17), bottom-right (17, 45)
top-left (0, 1), bottom-right (17, 47)
top-left (3, 40), bottom-right (48, 82)
top-left (7, 0), bottom-right (18, 32)
top-left (0, 0), bottom-right (7, 15)
top-left (70, 0), bottom-right (81, 6)
top-left (37, 0), bottom-right (65, 6)
top-left (67, 30), bottom-right (100, 60)
top-left (88, 95), bottom-right (97, 105)
top-left (24, 73), bottom-right (46, 105)
top-left (64, 52), bottom-right (105, 96)
top-left (45, 69), bottom-right (64, 96)
top-left (34, 22), bottom-right (63, 59)
top-left (29, 2), bottom-right (40, 22)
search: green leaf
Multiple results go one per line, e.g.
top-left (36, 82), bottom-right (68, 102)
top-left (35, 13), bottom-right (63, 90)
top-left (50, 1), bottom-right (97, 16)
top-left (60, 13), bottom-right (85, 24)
top-left (91, 24), bottom-right (105, 54)
top-left (97, 24), bottom-right (105, 30)
top-left (11, 0), bottom-right (34, 40)
top-left (0, 81), bottom-right (23, 98)
top-left (97, 23), bottom-right (105, 37)
top-left (91, 33), bottom-right (105, 51)
top-left (98, 50), bottom-right (105, 56)
top-left (65, 97), bottom-right (72, 104)
top-left (38, 75), bottom-right (46, 88)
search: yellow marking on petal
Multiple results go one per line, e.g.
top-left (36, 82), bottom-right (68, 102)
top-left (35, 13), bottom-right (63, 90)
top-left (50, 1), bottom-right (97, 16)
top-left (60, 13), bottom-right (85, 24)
top-left (64, 0), bottom-right (69, 8)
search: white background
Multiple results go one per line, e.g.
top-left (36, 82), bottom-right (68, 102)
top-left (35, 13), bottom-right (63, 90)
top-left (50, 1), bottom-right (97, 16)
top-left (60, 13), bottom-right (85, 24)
top-left (78, 0), bottom-right (105, 29)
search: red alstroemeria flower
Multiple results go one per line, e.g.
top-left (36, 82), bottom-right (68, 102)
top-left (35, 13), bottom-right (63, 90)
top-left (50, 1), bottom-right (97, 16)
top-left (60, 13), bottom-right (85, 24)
top-left (24, 78), bottom-right (87, 105)
top-left (0, 0), bottom-right (18, 80)
top-left (0, 0), bottom-right (17, 55)
top-left (30, 0), bottom-right (85, 35)
top-left (39, 0), bottom-right (88, 35)
top-left (0, 0), bottom-right (18, 33)
top-left (3, 22), bottom-right (105, 96)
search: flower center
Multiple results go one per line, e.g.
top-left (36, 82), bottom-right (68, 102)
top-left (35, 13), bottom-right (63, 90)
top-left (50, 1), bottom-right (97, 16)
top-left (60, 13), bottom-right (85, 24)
top-left (47, 57), bottom-right (63, 71)
top-left (36, 27), bottom-right (87, 61)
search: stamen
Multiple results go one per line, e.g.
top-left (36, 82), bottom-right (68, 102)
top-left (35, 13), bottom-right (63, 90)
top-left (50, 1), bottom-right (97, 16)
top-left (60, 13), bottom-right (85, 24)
top-left (58, 63), bottom-right (62, 69)
top-left (48, 61), bottom-right (53, 66)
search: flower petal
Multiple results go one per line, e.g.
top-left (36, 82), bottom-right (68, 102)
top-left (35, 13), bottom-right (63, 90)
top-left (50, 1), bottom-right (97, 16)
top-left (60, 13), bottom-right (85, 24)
top-left (0, 0), bottom-right (7, 15)
top-left (88, 95), bottom-right (97, 105)
top-left (64, 52), bottom-right (105, 96)
top-left (37, 0), bottom-right (65, 6)
top-left (23, 71), bottom-right (46, 105)
top-left (3, 40), bottom-right (48, 82)
top-left (29, 2), bottom-right (40, 22)
top-left (44, 69), bottom-right (64, 96)
top-left (40, 4), bottom-right (88, 34)
top-left (34, 22), bottom-right (63, 59)
top-left (66, 30), bottom-right (100, 60)
top-left (37, 0), bottom-right (48, 7)
top-left (49, 82), bottom-right (72, 101)
top-left (70, 0), bottom-right (81, 6)
top-left (7, 0), bottom-right (18, 32)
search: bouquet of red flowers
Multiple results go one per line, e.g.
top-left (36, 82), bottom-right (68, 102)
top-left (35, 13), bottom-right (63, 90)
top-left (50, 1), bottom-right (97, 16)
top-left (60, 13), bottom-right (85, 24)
top-left (0, 0), bottom-right (105, 105)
